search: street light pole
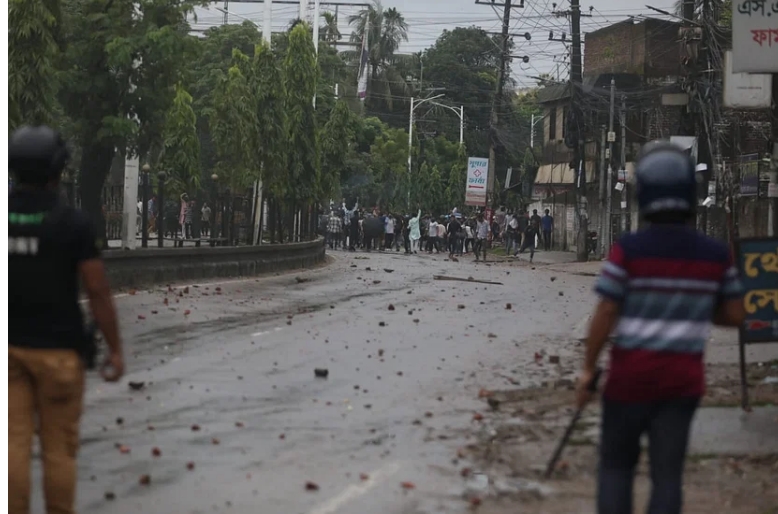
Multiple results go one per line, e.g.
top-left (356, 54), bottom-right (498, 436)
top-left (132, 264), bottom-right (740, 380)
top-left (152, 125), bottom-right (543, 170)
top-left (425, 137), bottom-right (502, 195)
top-left (407, 93), bottom-right (445, 206)
top-left (141, 164), bottom-right (150, 248)
top-left (428, 101), bottom-right (465, 146)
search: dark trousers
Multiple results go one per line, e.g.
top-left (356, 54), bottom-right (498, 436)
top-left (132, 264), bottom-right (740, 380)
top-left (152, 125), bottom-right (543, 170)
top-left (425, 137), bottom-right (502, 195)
top-left (473, 238), bottom-right (487, 260)
top-left (349, 225), bottom-right (359, 251)
top-left (598, 397), bottom-right (699, 514)
top-left (543, 229), bottom-right (552, 250)
top-left (518, 232), bottom-right (535, 259)
top-left (384, 233), bottom-right (394, 250)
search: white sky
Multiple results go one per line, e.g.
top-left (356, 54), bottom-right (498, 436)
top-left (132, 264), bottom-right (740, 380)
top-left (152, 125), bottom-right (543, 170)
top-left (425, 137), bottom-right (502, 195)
top-left (192, 0), bottom-right (680, 88)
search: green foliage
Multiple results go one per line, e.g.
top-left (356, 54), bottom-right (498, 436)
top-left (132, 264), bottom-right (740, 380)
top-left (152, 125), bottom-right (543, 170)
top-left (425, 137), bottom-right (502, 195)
top-left (284, 23), bottom-right (320, 203)
top-left (320, 101), bottom-right (355, 201)
top-left (252, 41), bottom-right (288, 197)
top-left (9, 0), bottom-right (59, 130)
top-left (347, 0), bottom-right (413, 114)
top-left (444, 145), bottom-right (467, 210)
top-left (160, 84), bottom-right (200, 195)
top-left (209, 57), bottom-right (258, 190)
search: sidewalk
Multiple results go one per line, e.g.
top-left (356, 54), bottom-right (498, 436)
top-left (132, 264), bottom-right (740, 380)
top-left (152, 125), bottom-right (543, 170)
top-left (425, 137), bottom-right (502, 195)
top-left (491, 247), bottom-right (604, 276)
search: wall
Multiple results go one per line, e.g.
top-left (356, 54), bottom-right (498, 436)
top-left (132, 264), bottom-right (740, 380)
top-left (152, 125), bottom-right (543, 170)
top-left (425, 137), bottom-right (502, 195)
top-left (103, 239), bottom-right (326, 289)
top-left (584, 19), bottom-right (680, 79)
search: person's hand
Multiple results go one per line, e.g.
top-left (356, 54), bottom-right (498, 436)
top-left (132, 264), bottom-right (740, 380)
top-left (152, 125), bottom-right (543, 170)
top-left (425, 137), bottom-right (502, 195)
top-left (575, 368), bottom-right (596, 409)
top-left (101, 350), bottom-right (125, 382)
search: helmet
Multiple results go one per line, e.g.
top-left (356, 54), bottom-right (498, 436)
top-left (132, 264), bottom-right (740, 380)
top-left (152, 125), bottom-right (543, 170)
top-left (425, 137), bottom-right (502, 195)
top-left (635, 142), bottom-right (696, 217)
top-left (9, 125), bottom-right (70, 185)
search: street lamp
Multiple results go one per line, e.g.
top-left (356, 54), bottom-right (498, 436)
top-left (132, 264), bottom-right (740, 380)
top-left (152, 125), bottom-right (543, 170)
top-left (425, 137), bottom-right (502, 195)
top-left (157, 171), bottom-right (167, 248)
top-left (407, 93), bottom-right (445, 205)
top-left (428, 101), bottom-right (465, 146)
top-left (141, 164), bottom-right (150, 248)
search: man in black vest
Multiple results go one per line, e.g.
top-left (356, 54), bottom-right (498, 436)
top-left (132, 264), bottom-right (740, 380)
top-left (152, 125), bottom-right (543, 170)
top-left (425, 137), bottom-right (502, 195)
top-left (9, 126), bottom-right (125, 514)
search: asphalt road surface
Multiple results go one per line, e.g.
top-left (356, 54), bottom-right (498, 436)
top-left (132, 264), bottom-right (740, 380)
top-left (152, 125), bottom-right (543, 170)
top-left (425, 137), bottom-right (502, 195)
top-left (31, 250), bottom-right (596, 514)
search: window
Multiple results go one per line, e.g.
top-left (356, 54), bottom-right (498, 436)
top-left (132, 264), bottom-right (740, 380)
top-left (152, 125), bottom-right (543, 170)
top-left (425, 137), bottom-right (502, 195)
top-left (548, 107), bottom-right (557, 142)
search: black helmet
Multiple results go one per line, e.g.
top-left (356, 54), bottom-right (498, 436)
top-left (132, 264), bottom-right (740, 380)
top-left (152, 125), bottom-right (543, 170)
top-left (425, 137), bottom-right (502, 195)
top-left (635, 142), bottom-right (696, 218)
top-left (9, 125), bottom-right (70, 185)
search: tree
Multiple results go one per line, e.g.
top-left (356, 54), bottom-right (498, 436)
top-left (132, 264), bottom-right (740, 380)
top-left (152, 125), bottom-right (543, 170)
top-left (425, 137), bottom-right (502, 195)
top-left (320, 11), bottom-right (341, 43)
top-left (284, 23), bottom-right (320, 207)
top-left (59, 0), bottom-right (199, 245)
top-left (160, 84), bottom-right (200, 195)
top-left (421, 27), bottom-right (505, 157)
top-left (347, 0), bottom-right (412, 114)
top-left (252, 41), bottom-right (288, 198)
top-left (209, 52), bottom-right (258, 191)
top-left (369, 126), bottom-right (409, 209)
top-left (320, 100), bottom-right (355, 202)
top-left (9, 0), bottom-right (60, 130)
top-left (444, 146), bottom-right (467, 210)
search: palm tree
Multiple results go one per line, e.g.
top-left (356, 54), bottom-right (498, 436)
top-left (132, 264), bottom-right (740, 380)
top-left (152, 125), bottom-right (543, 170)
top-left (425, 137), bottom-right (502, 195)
top-left (347, 0), bottom-right (413, 112)
top-left (320, 11), bottom-right (341, 43)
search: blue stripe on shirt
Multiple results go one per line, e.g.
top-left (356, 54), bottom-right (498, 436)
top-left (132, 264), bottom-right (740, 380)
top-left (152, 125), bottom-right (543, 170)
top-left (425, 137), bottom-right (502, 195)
top-left (621, 290), bottom-right (717, 322)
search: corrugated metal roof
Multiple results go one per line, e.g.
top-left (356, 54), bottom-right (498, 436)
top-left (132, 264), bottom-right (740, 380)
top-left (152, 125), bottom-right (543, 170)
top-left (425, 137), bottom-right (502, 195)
top-left (534, 162), bottom-right (596, 184)
top-left (536, 83), bottom-right (571, 104)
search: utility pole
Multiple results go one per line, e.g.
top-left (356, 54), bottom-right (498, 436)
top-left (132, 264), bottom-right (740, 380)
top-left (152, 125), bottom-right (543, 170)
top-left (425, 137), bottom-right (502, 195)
top-left (488, 0), bottom-right (511, 207)
top-left (478, 0), bottom-right (523, 207)
top-left (570, 0), bottom-right (588, 262)
top-left (604, 77), bottom-right (615, 257)
top-left (767, 73), bottom-right (778, 237)
top-left (598, 125), bottom-right (607, 256)
top-left (620, 94), bottom-right (627, 234)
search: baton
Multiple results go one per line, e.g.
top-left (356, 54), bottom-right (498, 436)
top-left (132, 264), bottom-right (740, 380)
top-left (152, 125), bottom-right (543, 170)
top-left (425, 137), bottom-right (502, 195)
top-left (543, 368), bottom-right (602, 479)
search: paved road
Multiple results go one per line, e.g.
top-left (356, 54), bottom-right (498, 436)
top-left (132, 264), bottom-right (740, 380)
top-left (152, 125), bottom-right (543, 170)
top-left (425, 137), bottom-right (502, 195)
top-left (32, 250), bottom-right (597, 514)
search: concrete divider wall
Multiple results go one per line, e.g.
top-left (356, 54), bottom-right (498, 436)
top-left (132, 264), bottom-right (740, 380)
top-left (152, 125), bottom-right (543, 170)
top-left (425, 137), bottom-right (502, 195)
top-left (103, 239), bottom-right (326, 289)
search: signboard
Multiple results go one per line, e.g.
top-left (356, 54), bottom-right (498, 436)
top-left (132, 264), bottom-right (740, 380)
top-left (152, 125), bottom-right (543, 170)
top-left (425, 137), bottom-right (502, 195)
top-left (465, 157), bottom-right (489, 206)
top-left (736, 237), bottom-right (778, 409)
top-left (739, 153), bottom-right (760, 196)
top-left (738, 238), bottom-right (778, 343)
top-left (723, 51), bottom-right (773, 108)
top-left (731, 1), bottom-right (778, 73)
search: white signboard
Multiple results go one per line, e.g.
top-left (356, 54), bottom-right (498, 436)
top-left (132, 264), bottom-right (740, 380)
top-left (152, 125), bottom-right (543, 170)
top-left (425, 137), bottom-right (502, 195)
top-left (723, 51), bottom-right (773, 108)
top-left (465, 157), bottom-right (489, 206)
top-left (732, 1), bottom-right (778, 73)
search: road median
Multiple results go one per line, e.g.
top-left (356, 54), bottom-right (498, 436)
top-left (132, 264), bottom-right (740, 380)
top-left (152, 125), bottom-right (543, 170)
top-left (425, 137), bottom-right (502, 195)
top-left (103, 238), bottom-right (326, 289)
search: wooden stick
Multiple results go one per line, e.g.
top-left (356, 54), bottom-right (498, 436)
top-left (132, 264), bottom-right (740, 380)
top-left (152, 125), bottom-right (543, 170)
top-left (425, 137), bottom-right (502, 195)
top-left (433, 275), bottom-right (503, 286)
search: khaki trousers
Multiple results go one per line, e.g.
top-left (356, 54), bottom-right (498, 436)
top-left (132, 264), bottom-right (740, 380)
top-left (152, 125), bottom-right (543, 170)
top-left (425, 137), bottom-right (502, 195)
top-left (8, 347), bottom-right (84, 514)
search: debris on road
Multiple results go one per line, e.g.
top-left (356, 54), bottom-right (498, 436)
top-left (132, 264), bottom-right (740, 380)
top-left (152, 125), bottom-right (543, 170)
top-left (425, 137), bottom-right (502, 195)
top-left (151, 447), bottom-right (161, 457)
top-left (434, 275), bottom-right (503, 286)
top-left (505, 303), bottom-right (512, 310)
top-left (139, 474), bottom-right (151, 486)
top-left (305, 481), bottom-right (320, 492)
top-left (400, 481), bottom-right (416, 490)
top-left (128, 381), bottom-right (145, 391)
top-left (314, 368), bottom-right (329, 378)
top-left (104, 491), bottom-right (116, 501)
top-left (295, 276), bottom-right (310, 284)
top-left (549, 355), bottom-right (560, 364)
top-left (191, 424), bottom-right (201, 431)
top-left (388, 304), bottom-right (395, 311)
top-left (384, 268), bottom-right (394, 273)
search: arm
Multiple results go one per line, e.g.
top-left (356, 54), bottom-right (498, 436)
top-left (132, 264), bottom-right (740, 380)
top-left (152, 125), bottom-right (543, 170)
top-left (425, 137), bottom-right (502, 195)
top-left (80, 260), bottom-right (122, 360)
top-left (76, 220), bottom-right (124, 381)
top-left (714, 262), bottom-right (746, 327)
top-left (577, 244), bottom-right (628, 406)
top-left (583, 299), bottom-right (620, 373)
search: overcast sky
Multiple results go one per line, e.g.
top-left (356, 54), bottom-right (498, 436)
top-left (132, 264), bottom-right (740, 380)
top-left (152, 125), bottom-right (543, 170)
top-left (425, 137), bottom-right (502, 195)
top-left (193, 0), bottom-right (679, 88)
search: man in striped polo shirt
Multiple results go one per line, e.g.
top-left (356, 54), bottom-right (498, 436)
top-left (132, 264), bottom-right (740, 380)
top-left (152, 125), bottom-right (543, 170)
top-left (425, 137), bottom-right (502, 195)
top-left (576, 143), bottom-right (746, 514)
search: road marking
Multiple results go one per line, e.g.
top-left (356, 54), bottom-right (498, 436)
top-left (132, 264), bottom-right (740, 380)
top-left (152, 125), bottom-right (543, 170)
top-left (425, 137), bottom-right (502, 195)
top-left (308, 461), bottom-right (402, 514)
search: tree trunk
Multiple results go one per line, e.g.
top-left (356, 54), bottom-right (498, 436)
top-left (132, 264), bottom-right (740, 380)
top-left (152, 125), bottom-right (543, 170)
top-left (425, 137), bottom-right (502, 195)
top-left (80, 140), bottom-right (115, 249)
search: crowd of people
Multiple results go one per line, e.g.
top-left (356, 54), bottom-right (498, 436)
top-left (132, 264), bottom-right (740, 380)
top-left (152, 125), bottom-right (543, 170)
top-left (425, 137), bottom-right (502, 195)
top-left (323, 201), bottom-right (556, 263)
top-left (137, 192), bottom-right (213, 239)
